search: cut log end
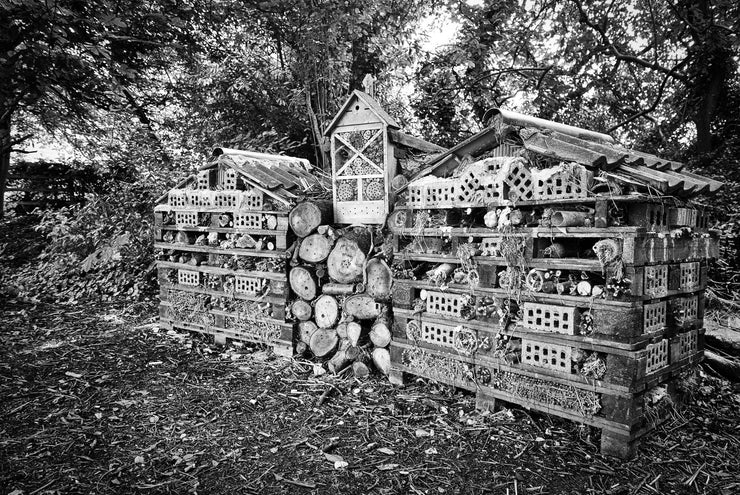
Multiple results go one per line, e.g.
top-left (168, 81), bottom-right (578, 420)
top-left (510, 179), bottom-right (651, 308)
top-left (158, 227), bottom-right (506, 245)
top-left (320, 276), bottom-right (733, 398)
top-left (309, 328), bottom-right (339, 358)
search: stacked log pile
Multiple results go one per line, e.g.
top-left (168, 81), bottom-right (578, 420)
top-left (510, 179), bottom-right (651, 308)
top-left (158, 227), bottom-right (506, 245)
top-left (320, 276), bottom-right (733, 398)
top-left (287, 200), bottom-right (393, 377)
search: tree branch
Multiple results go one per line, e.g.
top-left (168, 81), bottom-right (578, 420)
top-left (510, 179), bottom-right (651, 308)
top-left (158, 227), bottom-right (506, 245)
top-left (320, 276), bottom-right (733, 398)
top-left (606, 72), bottom-right (672, 133)
top-left (570, 0), bottom-right (690, 83)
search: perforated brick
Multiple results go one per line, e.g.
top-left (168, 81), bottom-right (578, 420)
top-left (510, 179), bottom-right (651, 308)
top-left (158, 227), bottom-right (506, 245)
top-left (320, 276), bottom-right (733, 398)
top-left (501, 159), bottom-right (534, 202)
top-left (643, 301), bottom-right (667, 333)
top-left (223, 169), bottom-right (238, 190)
top-left (644, 265), bottom-right (668, 298)
top-left (426, 291), bottom-right (466, 318)
top-left (522, 303), bottom-right (578, 335)
top-left (242, 188), bottom-right (264, 210)
top-left (420, 320), bottom-right (457, 348)
top-left (178, 270), bottom-right (200, 286)
top-left (671, 296), bottom-right (699, 327)
top-left (214, 191), bottom-right (240, 209)
top-left (479, 238), bottom-right (502, 257)
top-left (533, 165), bottom-right (591, 200)
top-left (408, 184), bottom-right (424, 207)
top-left (175, 211), bottom-right (198, 227)
top-left (645, 339), bottom-right (669, 374)
top-left (679, 262), bottom-right (700, 291)
top-left (234, 212), bottom-right (264, 229)
top-left (234, 276), bottom-right (263, 296)
top-left (678, 330), bottom-right (698, 360)
top-left (522, 340), bottom-right (572, 373)
top-left (187, 190), bottom-right (212, 207)
top-left (423, 179), bottom-right (458, 208)
top-left (168, 190), bottom-right (188, 208)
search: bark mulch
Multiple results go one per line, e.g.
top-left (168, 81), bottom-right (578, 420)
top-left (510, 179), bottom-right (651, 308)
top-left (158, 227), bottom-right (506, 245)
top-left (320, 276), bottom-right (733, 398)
top-left (1, 300), bottom-right (738, 495)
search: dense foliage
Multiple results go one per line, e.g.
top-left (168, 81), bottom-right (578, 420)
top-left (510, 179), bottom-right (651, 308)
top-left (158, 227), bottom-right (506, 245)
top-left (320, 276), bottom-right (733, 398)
top-left (3, 0), bottom-right (739, 303)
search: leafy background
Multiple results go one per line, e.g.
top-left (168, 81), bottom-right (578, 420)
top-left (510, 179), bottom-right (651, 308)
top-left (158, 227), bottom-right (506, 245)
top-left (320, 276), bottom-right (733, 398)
top-left (1, 0), bottom-right (738, 303)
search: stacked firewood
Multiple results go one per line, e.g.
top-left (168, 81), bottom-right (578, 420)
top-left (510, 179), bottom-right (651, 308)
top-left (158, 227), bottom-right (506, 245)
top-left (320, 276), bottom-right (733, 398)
top-left (287, 200), bottom-right (393, 377)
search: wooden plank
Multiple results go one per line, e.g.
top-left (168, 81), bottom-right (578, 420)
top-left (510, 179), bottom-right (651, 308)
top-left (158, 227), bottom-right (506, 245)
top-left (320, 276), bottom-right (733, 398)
top-left (154, 243), bottom-right (290, 260)
top-left (387, 128), bottom-right (446, 153)
top-left (157, 260), bottom-right (287, 280)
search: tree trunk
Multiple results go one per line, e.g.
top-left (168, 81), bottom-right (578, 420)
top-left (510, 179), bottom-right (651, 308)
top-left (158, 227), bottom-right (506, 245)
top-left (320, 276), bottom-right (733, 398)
top-left (0, 113), bottom-right (11, 218)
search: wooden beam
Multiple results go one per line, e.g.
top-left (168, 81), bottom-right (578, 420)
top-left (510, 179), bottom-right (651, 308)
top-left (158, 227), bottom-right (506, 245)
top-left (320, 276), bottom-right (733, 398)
top-left (387, 129), bottom-right (445, 154)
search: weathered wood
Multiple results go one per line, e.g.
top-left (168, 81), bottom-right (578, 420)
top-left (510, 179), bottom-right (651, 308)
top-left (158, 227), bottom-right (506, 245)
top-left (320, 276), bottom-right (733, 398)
top-left (386, 210), bottom-right (408, 235)
top-left (298, 320), bottom-right (318, 345)
top-left (344, 294), bottom-right (381, 319)
top-left (336, 321), bottom-right (350, 339)
top-left (289, 266), bottom-right (318, 300)
top-left (365, 258), bottom-right (393, 300)
top-left (295, 341), bottom-right (308, 356)
top-left (298, 233), bottom-right (334, 263)
top-left (309, 327), bottom-right (339, 358)
top-left (347, 322), bottom-right (363, 347)
top-left (370, 316), bottom-right (392, 348)
top-left (327, 339), bottom-right (352, 374)
top-left (327, 229), bottom-right (372, 283)
top-left (291, 300), bottom-right (312, 321)
top-left (322, 282), bottom-right (358, 295)
top-left (289, 200), bottom-right (333, 237)
top-left (314, 295), bottom-right (340, 329)
top-left (352, 361), bottom-right (371, 379)
top-left (372, 347), bottom-right (391, 375)
top-left (704, 350), bottom-right (740, 382)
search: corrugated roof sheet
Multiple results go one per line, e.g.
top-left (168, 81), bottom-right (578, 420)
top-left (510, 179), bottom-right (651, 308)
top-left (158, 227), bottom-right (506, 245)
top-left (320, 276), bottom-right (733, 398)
top-left (208, 148), bottom-right (330, 204)
top-left (414, 109), bottom-right (722, 198)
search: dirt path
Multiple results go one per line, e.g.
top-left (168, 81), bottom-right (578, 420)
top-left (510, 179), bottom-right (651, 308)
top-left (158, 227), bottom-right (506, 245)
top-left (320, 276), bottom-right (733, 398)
top-left (1, 300), bottom-right (738, 494)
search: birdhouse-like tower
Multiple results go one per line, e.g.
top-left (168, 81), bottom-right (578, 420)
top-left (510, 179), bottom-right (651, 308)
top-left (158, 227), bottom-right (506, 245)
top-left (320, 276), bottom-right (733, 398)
top-left (325, 90), bottom-right (400, 225)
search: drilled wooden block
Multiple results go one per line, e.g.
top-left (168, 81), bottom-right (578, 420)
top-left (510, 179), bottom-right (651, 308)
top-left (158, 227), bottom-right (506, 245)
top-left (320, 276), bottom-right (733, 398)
top-left (521, 303), bottom-right (579, 335)
top-left (522, 340), bottom-right (572, 373)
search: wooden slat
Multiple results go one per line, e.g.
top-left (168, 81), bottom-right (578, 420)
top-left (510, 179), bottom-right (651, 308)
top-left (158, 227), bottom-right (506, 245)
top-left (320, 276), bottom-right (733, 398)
top-left (387, 128), bottom-right (446, 153)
